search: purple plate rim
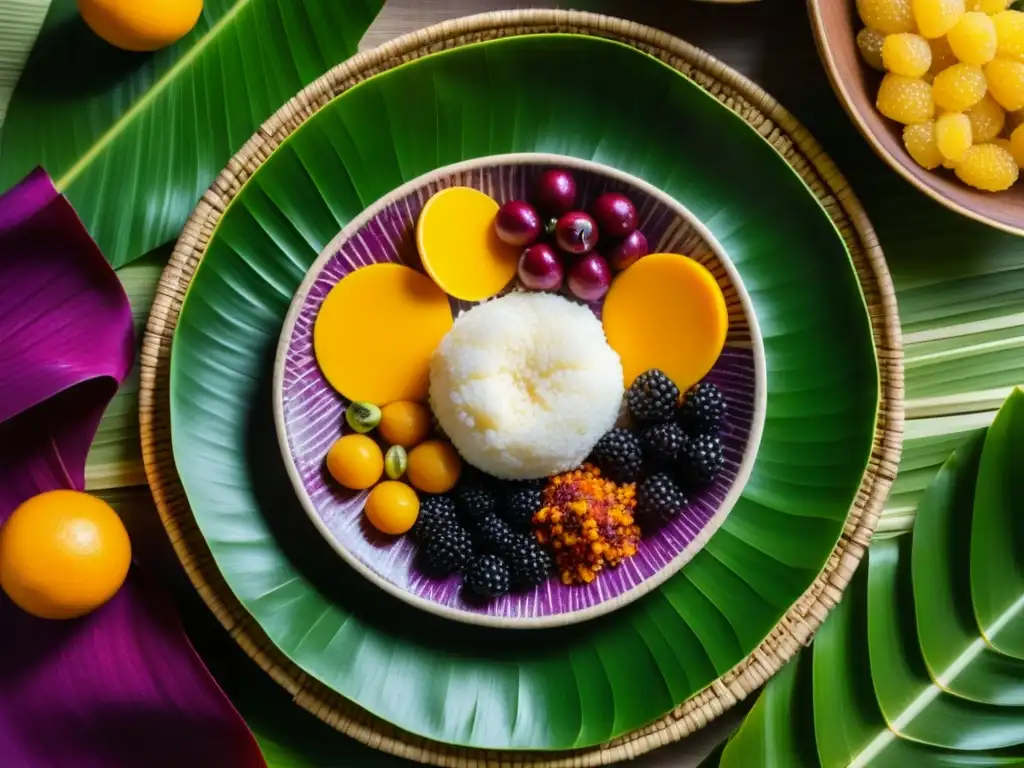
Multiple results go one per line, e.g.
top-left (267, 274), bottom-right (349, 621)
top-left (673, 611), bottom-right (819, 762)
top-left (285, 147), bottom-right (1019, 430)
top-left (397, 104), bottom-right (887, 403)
top-left (272, 152), bottom-right (768, 630)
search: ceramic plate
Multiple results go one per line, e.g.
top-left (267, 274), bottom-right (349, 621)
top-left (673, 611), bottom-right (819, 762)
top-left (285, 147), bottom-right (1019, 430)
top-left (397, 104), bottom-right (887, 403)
top-left (274, 154), bottom-right (767, 629)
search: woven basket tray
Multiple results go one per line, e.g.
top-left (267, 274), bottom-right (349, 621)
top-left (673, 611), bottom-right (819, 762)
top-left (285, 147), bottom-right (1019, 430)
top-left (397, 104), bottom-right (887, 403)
top-left (139, 9), bottom-right (904, 766)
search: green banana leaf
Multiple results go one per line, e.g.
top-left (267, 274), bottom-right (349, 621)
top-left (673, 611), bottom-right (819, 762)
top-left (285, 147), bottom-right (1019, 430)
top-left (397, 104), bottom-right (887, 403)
top-left (971, 389), bottom-right (1024, 659)
top-left (0, 0), bottom-right (384, 268)
top-left (875, 222), bottom-right (1024, 528)
top-left (0, 0), bottom-right (48, 128)
top-left (776, 81), bottom-right (1024, 531)
top-left (913, 435), bottom-right (1024, 706)
top-left (84, 249), bottom-right (167, 489)
top-left (881, 413), bottom-right (990, 531)
top-left (709, 388), bottom-right (1024, 767)
top-left (168, 33), bottom-right (879, 750)
top-left (4, 2), bottom-right (1022, 760)
top-left (716, 656), bottom-right (818, 767)
top-left (874, 198), bottom-right (1024, 525)
top-left (868, 537), bottom-right (1024, 751)
top-left (716, 601), bottom-right (1022, 767)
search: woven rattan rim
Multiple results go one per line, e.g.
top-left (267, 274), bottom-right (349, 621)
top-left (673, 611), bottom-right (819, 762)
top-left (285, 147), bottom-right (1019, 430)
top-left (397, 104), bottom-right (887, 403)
top-left (139, 10), bottom-right (904, 766)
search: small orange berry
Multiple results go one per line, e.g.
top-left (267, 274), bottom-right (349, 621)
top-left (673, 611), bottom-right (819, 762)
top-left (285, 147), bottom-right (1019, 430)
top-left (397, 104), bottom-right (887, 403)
top-left (406, 440), bottom-right (461, 493)
top-left (378, 401), bottom-right (432, 448)
top-left (363, 481), bottom-right (419, 535)
top-left (326, 434), bottom-right (384, 490)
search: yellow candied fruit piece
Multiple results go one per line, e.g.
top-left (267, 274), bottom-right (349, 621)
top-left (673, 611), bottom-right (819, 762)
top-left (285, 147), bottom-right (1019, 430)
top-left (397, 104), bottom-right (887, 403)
top-left (985, 57), bottom-right (1024, 108)
top-left (1009, 123), bottom-right (1024, 165)
top-left (859, 0), bottom-right (916, 33)
top-left (936, 112), bottom-right (975, 159)
top-left (858, 28), bottom-right (888, 71)
top-left (956, 142), bottom-right (1020, 187)
top-left (948, 12), bottom-right (999, 63)
top-left (993, 136), bottom-right (1023, 166)
top-left (913, 0), bottom-right (966, 38)
top-left (965, 94), bottom-right (1007, 139)
top-left (967, 0), bottom-right (1008, 11)
top-left (877, 73), bottom-right (937, 122)
top-left (993, 10), bottom-right (1024, 60)
top-left (929, 35), bottom-right (960, 72)
top-left (903, 121), bottom-right (946, 167)
top-left (883, 33), bottom-right (934, 75)
top-left (932, 62), bottom-right (988, 109)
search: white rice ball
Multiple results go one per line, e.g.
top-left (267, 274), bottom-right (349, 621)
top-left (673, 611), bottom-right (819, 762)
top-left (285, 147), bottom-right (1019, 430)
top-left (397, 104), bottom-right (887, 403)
top-left (429, 292), bottom-right (624, 480)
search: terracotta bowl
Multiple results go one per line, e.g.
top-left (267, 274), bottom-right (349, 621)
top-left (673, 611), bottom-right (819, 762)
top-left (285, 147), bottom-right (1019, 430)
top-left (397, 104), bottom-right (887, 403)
top-left (809, 0), bottom-right (1024, 235)
top-left (273, 153), bottom-right (766, 630)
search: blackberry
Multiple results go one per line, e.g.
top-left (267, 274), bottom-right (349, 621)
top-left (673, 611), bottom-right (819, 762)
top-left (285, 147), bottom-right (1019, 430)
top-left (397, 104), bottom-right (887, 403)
top-left (590, 428), bottom-right (643, 483)
top-left (420, 524), bottom-right (474, 576)
top-left (641, 422), bottom-right (689, 467)
top-left (410, 494), bottom-right (457, 542)
top-left (627, 369), bottom-right (680, 423)
top-left (505, 534), bottom-right (554, 590)
top-left (636, 473), bottom-right (688, 524)
top-left (464, 554), bottom-right (511, 599)
top-left (501, 481), bottom-right (543, 529)
top-left (473, 514), bottom-right (517, 555)
top-left (455, 479), bottom-right (499, 527)
top-left (678, 432), bottom-right (725, 488)
top-left (678, 382), bottom-right (727, 433)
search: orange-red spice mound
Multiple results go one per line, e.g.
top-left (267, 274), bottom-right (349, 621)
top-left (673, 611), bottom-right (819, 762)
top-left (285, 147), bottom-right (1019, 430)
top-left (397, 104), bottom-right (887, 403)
top-left (533, 464), bottom-right (641, 585)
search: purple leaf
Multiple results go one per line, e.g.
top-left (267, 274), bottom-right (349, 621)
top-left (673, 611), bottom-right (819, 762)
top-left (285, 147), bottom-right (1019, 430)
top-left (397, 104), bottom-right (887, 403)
top-left (0, 169), bottom-right (265, 768)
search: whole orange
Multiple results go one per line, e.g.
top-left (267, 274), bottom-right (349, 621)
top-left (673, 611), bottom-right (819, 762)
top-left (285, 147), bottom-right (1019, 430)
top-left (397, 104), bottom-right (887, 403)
top-left (0, 490), bottom-right (132, 620)
top-left (77, 0), bottom-right (203, 52)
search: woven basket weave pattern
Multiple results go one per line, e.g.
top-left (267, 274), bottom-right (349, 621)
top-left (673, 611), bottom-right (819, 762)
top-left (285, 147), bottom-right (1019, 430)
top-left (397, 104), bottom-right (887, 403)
top-left (139, 10), bottom-right (903, 766)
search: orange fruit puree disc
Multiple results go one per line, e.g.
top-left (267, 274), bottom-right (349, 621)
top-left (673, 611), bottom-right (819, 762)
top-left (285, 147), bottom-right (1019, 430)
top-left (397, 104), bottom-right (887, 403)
top-left (416, 187), bottom-right (520, 301)
top-left (602, 253), bottom-right (728, 391)
top-left (313, 263), bottom-right (453, 404)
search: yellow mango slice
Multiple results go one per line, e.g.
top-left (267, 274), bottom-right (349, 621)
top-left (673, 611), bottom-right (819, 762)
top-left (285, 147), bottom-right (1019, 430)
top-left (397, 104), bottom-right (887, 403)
top-left (313, 263), bottom-right (453, 404)
top-left (416, 187), bottom-right (519, 301)
top-left (601, 253), bottom-right (728, 391)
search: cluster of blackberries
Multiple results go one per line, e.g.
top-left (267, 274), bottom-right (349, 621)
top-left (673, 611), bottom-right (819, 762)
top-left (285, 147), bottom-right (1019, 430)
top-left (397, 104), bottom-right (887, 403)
top-left (591, 369), bottom-right (727, 525)
top-left (412, 474), bottom-right (553, 600)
